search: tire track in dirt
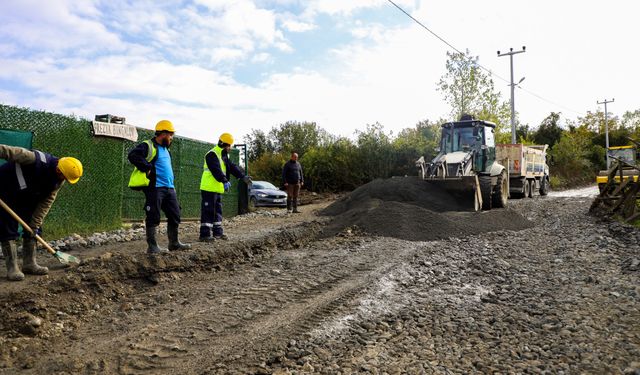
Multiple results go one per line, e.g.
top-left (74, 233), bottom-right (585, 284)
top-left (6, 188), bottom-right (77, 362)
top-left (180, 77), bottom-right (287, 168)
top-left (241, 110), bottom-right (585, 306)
top-left (21, 236), bottom-right (418, 374)
top-left (116, 238), bottom-right (412, 374)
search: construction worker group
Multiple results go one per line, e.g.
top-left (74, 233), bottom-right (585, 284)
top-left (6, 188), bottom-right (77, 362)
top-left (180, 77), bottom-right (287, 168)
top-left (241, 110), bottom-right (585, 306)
top-left (0, 120), bottom-right (258, 281)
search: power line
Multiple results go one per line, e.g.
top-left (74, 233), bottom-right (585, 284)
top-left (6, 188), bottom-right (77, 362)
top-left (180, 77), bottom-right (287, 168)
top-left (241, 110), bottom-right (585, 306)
top-left (386, 0), bottom-right (510, 84)
top-left (518, 87), bottom-right (582, 116)
top-left (385, 0), bottom-right (584, 118)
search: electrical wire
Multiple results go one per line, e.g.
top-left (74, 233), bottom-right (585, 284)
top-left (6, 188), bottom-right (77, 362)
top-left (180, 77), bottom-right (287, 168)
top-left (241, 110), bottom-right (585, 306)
top-left (386, 0), bottom-right (584, 117)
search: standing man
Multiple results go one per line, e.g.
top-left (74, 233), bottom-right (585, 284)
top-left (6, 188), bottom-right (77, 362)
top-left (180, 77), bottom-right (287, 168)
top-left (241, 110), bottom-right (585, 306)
top-left (0, 144), bottom-right (83, 281)
top-left (128, 120), bottom-right (191, 254)
top-left (199, 133), bottom-right (251, 242)
top-left (282, 152), bottom-right (304, 213)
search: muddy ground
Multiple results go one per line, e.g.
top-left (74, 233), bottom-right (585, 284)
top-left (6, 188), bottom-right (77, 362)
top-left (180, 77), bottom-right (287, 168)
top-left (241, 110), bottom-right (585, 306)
top-left (0, 183), bottom-right (639, 374)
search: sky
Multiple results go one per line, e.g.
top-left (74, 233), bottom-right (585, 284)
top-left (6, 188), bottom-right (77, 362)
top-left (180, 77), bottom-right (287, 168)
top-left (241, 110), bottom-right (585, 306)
top-left (0, 0), bottom-right (638, 143)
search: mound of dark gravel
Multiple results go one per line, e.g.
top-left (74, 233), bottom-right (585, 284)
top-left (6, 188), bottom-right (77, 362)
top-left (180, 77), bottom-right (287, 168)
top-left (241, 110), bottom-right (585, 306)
top-left (320, 177), bottom-right (533, 241)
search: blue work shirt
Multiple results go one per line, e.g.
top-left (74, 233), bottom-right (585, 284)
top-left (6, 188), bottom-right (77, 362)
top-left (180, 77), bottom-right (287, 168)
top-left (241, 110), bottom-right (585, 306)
top-left (154, 146), bottom-right (174, 188)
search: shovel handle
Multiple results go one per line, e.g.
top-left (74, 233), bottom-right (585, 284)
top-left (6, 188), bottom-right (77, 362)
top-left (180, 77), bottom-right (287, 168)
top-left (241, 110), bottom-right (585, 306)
top-left (0, 198), bottom-right (57, 256)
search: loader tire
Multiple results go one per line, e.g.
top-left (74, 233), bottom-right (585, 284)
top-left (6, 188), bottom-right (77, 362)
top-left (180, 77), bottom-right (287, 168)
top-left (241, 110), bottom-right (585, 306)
top-left (492, 171), bottom-right (508, 208)
top-left (479, 176), bottom-right (493, 210)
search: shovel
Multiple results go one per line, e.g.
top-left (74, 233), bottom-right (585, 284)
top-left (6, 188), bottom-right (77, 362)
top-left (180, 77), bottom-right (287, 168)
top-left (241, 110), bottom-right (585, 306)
top-left (0, 198), bottom-right (80, 265)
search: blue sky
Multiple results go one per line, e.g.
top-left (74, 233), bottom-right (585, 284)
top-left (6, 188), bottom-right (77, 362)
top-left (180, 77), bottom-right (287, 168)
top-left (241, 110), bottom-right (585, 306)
top-left (1, 0), bottom-right (639, 142)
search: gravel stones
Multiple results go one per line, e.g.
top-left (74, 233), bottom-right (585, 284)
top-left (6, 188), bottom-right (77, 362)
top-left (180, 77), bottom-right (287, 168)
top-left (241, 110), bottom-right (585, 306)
top-left (320, 177), bottom-right (533, 240)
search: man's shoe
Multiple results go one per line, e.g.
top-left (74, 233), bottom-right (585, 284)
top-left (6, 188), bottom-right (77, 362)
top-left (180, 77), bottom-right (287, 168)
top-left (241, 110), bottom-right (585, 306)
top-left (213, 234), bottom-right (229, 241)
top-left (198, 236), bottom-right (216, 243)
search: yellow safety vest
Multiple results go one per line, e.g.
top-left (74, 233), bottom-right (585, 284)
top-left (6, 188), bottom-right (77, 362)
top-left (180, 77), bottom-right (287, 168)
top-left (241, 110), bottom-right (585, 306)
top-left (128, 140), bottom-right (157, 189)
top-left (200, 146), bottom-right (226, 193)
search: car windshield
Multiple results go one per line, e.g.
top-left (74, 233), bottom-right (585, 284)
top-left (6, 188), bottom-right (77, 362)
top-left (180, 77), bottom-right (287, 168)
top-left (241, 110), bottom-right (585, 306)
top-left (253, 181), bottom-right (277, 190)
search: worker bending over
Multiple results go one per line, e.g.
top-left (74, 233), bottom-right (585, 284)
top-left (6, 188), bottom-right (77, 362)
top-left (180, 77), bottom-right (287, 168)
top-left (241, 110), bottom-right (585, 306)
top-left (0, 144), bottom-right (82, 281)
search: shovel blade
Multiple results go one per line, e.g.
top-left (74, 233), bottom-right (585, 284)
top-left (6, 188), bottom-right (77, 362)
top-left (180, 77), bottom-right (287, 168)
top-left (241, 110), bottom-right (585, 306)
top-left (54, 250), bottom-right (81, 265)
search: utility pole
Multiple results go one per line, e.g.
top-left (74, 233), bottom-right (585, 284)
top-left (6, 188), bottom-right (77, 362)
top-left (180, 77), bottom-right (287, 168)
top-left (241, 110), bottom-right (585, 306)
top-left (498, 46), bottom-right (526, 144)
top-left (597, 98), bottom-right (615, 168)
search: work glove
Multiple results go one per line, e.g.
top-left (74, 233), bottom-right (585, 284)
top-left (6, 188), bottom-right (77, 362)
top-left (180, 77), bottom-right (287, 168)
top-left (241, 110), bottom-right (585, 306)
top-left (22, 226), bottom-right (42, 239)
top-left (223, 181), bottom-right (232, 192)
top-left (242, 176), bottom-right (252, 185)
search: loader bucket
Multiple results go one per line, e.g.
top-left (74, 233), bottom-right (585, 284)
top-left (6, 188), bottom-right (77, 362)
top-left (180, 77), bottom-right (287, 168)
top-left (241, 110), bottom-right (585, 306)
top-left (424, 175), bottom-right (483, 212)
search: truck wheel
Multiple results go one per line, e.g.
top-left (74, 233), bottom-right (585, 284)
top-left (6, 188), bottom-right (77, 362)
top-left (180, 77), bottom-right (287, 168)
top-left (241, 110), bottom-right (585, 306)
top-left (479, 176), bottom-right (493, 210)
top-left (539, 176), bottom-right (550, 196)
top-left (528, 179), bottom-right (535, 198)
top-left (524, 178), bottom-right (530, 198)
top-left (492, 171), bottom-right (508, 208)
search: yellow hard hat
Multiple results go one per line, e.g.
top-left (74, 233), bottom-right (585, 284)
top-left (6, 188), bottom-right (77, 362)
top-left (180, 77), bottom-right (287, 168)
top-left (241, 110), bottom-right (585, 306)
top-left (155, 120), bottom-right (175, 133)
top-left (219, 133), bottom-right (234, 145)
top-left (57, 157), bottom-right (83, 184)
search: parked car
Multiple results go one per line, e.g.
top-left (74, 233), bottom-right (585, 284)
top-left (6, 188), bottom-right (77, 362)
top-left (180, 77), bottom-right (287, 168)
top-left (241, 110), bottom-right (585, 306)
top-left (249, 181), bottom-right (287, 209)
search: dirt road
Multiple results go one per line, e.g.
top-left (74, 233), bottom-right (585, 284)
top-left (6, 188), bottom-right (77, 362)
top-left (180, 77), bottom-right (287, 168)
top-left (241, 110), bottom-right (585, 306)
top-left (0, 191), bottom-right (639, 374)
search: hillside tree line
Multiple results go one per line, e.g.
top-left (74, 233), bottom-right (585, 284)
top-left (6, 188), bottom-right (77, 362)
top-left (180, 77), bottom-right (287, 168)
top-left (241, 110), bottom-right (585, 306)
top-left (247, 51), bottom-right (640, 191)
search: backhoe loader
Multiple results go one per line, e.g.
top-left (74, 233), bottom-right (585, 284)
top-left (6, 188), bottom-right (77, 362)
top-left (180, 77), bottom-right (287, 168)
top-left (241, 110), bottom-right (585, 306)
top-left (416, 118), bottom-right (508, 211)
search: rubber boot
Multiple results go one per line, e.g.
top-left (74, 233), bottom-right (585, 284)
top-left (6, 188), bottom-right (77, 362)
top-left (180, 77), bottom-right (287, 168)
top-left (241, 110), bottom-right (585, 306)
top-left (146, 226), bottom-right (168, 254)
top-left (292, 201), bottom-right (301, 214)
top-left (286, 199), bottom-right (292, 213)
top-left (1, 241), bottom-right (25, 281)
top-left (168, 224), bottom-right (191, 251)
top-left (21, 237), bottom-right (48, 275)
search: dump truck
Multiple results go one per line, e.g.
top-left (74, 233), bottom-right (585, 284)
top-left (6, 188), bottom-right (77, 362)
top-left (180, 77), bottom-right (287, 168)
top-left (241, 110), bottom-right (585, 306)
top-left (416, 118), bottom-right (508, 211)
top-left (496, 144), bottom-right (550, 198)
top-left (596, 145), bottom-right (639, 192)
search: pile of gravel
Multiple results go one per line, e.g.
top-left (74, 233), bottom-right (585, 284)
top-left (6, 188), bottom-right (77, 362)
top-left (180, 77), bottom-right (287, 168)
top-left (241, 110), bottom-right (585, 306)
top-left (320, 177), bottom-right (533, 241)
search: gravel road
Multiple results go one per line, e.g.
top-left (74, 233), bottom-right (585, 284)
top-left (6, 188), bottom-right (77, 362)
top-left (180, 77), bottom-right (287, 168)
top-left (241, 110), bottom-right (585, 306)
top-left (0, 190), bottom-right (638, 374)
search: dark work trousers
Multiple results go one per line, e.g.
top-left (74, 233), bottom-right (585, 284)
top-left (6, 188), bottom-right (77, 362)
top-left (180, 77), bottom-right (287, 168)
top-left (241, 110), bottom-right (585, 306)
top-left (143, 187), bottom-right (181, 228)
top-left (286, 183), bottom-right (301, 205)
top-left (0, 194), bottom-right (36, 241)
top-left (200, 190), bottom-right (223, 238)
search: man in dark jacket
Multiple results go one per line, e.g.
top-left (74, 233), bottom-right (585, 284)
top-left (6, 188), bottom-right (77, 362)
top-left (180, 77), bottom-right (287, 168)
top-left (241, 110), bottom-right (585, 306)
top-left (199, 133), bottom-right (251, 241)
top-left (0, 144), bottom-right (83, 281)
top-left (128, 120), bottom-right (191, 254)
top-left (282, 152), bottom-right (304, 213)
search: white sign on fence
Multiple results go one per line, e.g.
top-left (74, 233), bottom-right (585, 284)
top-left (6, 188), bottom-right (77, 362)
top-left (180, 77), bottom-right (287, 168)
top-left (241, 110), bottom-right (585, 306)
top-left (92, 121), bottom-right (138, 142)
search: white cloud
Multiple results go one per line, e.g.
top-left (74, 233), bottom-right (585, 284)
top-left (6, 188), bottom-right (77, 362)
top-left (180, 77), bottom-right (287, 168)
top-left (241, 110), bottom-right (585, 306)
top-left (211, 48), bottom-right (247, 63)
top-left (0, 0), bottom-right (123, 53)
top-left (281, 19), bottom-right (316, 32)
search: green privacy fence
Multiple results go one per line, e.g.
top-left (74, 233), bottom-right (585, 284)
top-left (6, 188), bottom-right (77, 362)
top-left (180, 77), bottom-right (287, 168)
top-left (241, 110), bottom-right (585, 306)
top-left (0, 104), bottom-right (240, 239)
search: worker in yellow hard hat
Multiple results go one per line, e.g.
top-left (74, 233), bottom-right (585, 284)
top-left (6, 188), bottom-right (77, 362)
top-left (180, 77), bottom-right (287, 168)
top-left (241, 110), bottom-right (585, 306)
top-left (128, 120), bottom-right (191, 254)
top-left (198, 133), bottom-right (251, 241)
top-left (0, 144), bottom-right (83, 281)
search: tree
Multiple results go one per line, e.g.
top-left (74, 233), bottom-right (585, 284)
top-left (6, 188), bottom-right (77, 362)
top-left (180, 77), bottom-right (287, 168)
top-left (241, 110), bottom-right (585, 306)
top-left (533, 112), bottom-right (563, 147)
top-left (355, 123), bottom-right (395, 181)
top-left (245, 129), bottom-right (275, 162)
top-left (437, 50), bottom-right (511, 140)
top-left (577, 111), bottom-right (618, 134)
top-left (392, 120), bottom-right (441, 176)
top-left (621, 109), bottom-right (640, 140)
top-left (269, 121), bottom-right (330, 157)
